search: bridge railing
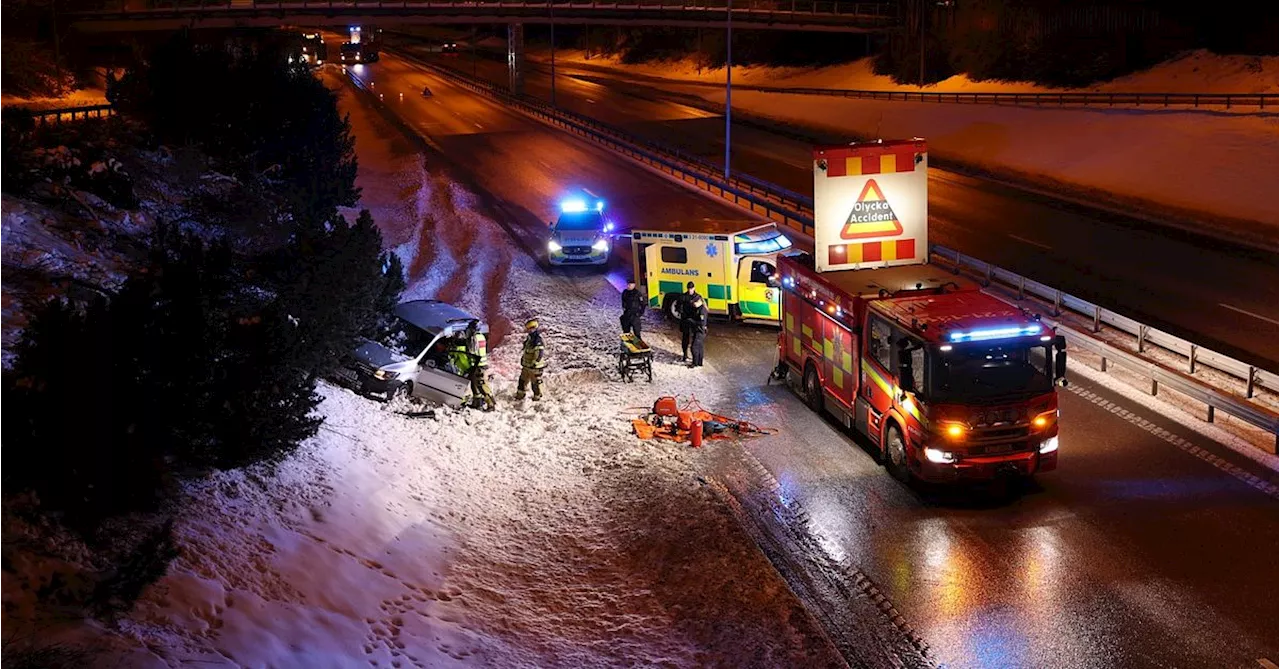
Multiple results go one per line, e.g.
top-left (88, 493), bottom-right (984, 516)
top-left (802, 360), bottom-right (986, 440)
top-left (742, 87), bottom-right (1279, 110)
top-left (94, 0), bottom-right (897, 19)
top-left (21, 104), bottom-right (115, 124)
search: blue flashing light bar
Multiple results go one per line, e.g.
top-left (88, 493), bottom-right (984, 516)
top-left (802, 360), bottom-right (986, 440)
top-left (560, 198), bottom-right (605, 213)
top-left (947, 325), bottom-right (1042, 343)
top-left (735, 234), bottom-right (793, 256)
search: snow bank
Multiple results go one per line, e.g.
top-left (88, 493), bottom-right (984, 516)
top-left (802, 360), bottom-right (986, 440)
top-left (723, 90), bottom-right (1279, 230)
top-left (54, 72), bottom-right (843, 667)
top-left (2, 86), bottom-right (109, 111)
top-left (544, 48), bottom-right (1278, 96)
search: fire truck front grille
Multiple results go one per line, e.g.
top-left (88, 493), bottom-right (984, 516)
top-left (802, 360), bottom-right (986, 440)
top-left (971, 425), bottom-right (1030, 442)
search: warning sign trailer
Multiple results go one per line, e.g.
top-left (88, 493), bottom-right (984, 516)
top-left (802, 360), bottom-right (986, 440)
top-left (775, 138), bottom-right (1069, 486)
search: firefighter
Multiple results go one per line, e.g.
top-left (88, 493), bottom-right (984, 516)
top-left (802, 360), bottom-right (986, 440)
top-left (620, 279), bottom-right (646, 341)
top-left (689, 296), bottom-right (709, 368)
top-left (464, 321), bottom-right (496, 411)
top-left (515, 318), bottom-right (546, 401)
top-left (679, 281), bottom-right (701, 362)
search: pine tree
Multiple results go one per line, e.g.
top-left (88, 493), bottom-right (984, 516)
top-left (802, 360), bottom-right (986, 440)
top-left (273, 209), bottom-right (388, 379)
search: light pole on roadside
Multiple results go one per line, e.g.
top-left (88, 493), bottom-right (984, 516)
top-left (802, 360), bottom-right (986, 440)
top-left (550, 0), bottom-right (557, 106)
top-left (724, 0), bottom-right (732, 181)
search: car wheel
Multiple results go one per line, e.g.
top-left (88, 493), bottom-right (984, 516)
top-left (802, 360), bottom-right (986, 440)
top-left (663, 294), bottom-right (681, 322)
top-left (885, 425), bottom-right (912, 483)
top-left (385, 381), bottom-right (413, 403)
top-left (803, 364), bottom-right (823, 412)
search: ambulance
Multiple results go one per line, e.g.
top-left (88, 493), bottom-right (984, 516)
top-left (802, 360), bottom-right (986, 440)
top-left (629, 220), bottom-right (793, 324)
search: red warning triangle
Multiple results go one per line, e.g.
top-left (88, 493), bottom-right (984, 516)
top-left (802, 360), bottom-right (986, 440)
top-left (840, 179), bottom-right (904, 240)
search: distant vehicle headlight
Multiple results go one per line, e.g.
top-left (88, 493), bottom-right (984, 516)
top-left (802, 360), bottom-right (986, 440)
top-left (547, 240), bottom-right (562, 253)
top-left (592, 238), bottom-right (609, 252)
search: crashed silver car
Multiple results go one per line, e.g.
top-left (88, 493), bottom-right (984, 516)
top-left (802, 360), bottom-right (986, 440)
top-left (334, 300), bottom-right (487, 407)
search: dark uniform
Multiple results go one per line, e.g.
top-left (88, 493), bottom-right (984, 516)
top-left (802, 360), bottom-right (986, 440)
top-left (689, 299), bottom-right (709, 367)
top-left (515, 319), bottom-right (547, 401)
top-left (620, 283), bottom-right (646, 341)
top-left (679, 283), bottom-right (702, 362)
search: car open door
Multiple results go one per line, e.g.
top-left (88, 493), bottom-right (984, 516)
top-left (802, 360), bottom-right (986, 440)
top-left (412, 363), bottom-right (470, 407)
top-left (736, 257), bottom-right (780, 321)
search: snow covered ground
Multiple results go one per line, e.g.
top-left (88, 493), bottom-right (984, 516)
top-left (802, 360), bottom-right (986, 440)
top-left (546, 49), bottom-right (1278, 96)
top-left (3, 71), bottom-right (844, 667)
top-left (2, 86), bottom-right (108, 111)
top-left (536, 48), bottom-right (1278, 237)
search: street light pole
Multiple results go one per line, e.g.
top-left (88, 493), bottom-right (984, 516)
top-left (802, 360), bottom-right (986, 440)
top-left (918, 0), bottom-right (925, 87)
top-left (550, 0), bottom-right (557, 106)
top-left (724, 0), bottom-right (732, 181)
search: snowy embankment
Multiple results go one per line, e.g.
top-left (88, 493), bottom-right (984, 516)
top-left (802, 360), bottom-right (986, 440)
top-left (58, 75), bottom-right (843, 666)
top-left (540, 49), bottom-right (1279, 241)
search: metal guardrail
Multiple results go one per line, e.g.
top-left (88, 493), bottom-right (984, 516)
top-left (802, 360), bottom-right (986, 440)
top-left (718, 86), bottom-right (1279, 110)
top-left (78, 0), bottom-right (896, 21)
top-left (930, 246), bottom-right (1278, 435)
top-left (416, 60), bottom-right (1278, 438)
top-left (417, 60), bottom-right (817, 236)
top-left (4, 104), bottom-right (116, 126)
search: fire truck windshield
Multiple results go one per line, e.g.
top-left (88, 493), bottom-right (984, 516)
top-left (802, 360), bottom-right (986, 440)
top-left (929, 341), bottom-right (1052, 403)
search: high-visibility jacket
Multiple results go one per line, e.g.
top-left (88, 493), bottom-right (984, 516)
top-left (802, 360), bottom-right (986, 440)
top-left (467, 332), bottom-right (488, 368)
top-left (520, 331), bottom-right (546, 370)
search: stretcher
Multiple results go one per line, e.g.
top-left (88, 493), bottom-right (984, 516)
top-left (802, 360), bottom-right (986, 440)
top-left (618, 333), bottom-right (653, 383)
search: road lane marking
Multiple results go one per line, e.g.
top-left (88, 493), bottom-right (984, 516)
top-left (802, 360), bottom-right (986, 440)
top-left (1007, 233), bottom-right (1052, 250)
top-left (585, 98), bottom-right (596, 104)
top-left (1068, 384), bottom-right (1278, 497)
top-left (1257, 660), bottom-right (1277, 669)
top-left (1218, 303), bottom-right (1279, 325)
top-left (473, 122), bottom-right (484, 130)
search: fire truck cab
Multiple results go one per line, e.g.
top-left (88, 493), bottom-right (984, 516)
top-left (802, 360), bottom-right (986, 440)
top-left (778, 253), bottom-right (1067, 484)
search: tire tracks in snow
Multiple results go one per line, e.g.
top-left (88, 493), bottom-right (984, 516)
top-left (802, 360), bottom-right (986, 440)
top-left (698, 443), bottom-right (935, 669)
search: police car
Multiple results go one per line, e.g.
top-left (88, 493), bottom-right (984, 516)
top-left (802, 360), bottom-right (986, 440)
top-left (546, 192), bottom-right (615, 266)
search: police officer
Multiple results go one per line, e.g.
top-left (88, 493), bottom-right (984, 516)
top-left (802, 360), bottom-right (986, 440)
top-left (464, 321), bottom-right (496, 411)
top-left (688, 296), bottom-right (708, 368)
top-left (620, 279), bottom-right (646, 341)
top-left (680, 281), bottom-right (701, 362)
top-left (515, 318), bottom-right (547, 401)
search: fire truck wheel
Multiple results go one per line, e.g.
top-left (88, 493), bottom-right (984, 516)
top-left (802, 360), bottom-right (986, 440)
top-left (885, 425), bottom-right (912, 483)
top-left (803, 364), bottom-right (823, 412)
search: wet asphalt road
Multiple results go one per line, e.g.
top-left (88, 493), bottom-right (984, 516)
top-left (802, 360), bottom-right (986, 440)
top-left (341, 51), bottom-right (1279, 668)
top-left (398, 43), bottom-right (1279, 372)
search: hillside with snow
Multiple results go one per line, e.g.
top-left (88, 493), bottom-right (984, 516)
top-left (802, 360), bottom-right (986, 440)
top-left (1, 71), bottom-right (847, 667)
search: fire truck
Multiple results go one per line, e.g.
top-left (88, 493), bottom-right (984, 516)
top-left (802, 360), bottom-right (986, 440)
top-left (776, 139), bottom-right (1067, 484)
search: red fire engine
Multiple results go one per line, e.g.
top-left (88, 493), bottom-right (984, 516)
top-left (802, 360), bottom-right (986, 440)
top-left (776, 138), bottom-right (1067, 483)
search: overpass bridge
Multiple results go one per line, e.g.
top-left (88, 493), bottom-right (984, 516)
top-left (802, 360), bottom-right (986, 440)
top-left (66, 0), bottom-right (898, 34)
top-left (68, 0), bottom-right (898, 95)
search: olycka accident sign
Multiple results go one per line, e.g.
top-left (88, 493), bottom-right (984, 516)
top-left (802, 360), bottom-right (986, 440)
top-left (812, 139), bottom-right (928, 272)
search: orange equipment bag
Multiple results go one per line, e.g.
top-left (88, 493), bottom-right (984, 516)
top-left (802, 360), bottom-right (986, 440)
top-left (652, 396), bottom-right (679, 417)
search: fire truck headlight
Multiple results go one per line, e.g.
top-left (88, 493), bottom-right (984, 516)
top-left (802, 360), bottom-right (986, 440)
top-left (547, 239), bottom-right (562, 253)
top-left (1039, 436), bottom-right (1059, 454)
top-left (592, 238), bottom-right (609, 252)
top-left (924, 447), bottom-right (956, 464)
top-left (941, 422), bottom-right (965, 440)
